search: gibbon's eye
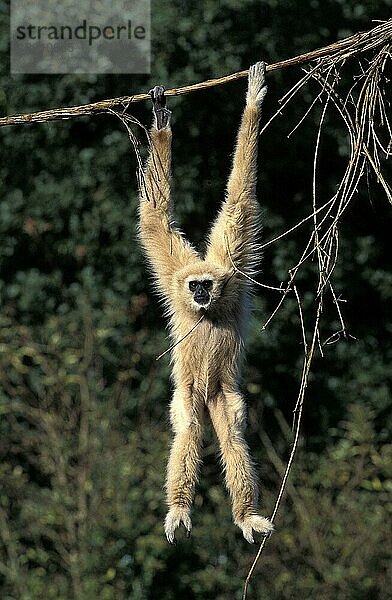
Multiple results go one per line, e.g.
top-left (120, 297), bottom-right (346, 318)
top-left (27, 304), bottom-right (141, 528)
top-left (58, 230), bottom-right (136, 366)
top-left (189, 281), bottom-right (198, 292)
top-left (201, 280), bottom-right (213, 290)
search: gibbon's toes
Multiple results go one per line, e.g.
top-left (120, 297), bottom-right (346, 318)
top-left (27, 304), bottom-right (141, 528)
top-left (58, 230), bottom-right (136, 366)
top-left (247, 61), bottom-right (268, 106)
top-left (237, 514), bottom-right (274, 544)
top-left (164, 507), bottom-right (192, 544)
top-left (149, 85), bottom-right (171, 130)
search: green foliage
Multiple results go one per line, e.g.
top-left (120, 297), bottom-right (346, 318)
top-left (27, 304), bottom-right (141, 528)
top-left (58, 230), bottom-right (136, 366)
top-left (262, 405), bottom-right (392, 600)
top-left (0, 0), bottom-right (391, 598)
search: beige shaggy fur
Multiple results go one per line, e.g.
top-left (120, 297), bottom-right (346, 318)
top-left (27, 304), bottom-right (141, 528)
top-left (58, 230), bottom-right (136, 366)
top-left (139, 62), bottom-right (273, 543)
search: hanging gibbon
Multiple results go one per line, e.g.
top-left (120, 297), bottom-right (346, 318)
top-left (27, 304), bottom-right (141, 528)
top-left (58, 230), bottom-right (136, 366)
top-left (138, 62), bottom-right (273, 543)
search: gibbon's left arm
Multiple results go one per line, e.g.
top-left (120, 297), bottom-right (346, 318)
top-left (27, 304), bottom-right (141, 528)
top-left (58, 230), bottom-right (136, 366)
top-left (139, 87), bottom-right (199, 300)
top-left (206, 62), bottom-right (267, 276)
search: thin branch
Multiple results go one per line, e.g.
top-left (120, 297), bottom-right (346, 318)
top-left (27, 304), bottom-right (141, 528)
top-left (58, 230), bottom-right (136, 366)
top-left (243, 295), bottom-right (323, 600)
top-left (155, 314), bottom-right (205, 361)
top-left (225, 235), bottom-right (285, 292)
top-left (0, 20), bottom-right (390, 128)
top-left (259, 198), bottom-right (334, 251)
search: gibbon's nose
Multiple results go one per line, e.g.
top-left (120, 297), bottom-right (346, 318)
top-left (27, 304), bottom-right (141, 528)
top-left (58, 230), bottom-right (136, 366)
top-left (194, 285), bottom-right (210, 305)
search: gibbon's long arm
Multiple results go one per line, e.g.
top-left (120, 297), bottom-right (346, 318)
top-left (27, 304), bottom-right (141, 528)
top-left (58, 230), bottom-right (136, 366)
top-left (139, 86), bottom-right (199, 299)
top-left (206, 62), bottom-right (267, 275)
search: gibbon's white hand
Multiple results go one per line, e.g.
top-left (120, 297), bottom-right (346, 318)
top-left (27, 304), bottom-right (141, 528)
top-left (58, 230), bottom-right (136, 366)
top-left (247, 61), bottom-right (268, 107)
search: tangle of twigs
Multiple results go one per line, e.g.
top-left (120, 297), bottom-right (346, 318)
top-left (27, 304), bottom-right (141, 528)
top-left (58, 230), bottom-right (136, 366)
top-left (242, 22), bottom-right (391, 600)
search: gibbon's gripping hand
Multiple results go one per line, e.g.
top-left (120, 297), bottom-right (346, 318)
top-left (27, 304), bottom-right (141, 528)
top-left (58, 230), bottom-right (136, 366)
top-left (246, 61), bottom-right (268, 107)
top-left (149, 85), bottom-right (172, 130)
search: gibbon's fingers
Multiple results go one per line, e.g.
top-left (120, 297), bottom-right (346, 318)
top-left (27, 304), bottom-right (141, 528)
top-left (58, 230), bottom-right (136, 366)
top-left (246, 61), bottom-right (268, 106)
top-left (164, 506), bottom-right (192, 544)
top-left (149, 85), bottom-right (172, 130)
top-left (238, 514), bottom-right (274, 544)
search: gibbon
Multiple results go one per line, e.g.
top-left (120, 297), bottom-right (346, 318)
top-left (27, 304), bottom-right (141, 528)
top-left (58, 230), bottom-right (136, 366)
top-left (138, 62), bottom-right (273, 543)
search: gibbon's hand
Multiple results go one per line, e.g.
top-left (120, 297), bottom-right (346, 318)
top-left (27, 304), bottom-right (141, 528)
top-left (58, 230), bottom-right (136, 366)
top-left (149, 85), bottom-right (172, 130)
top-left (246, 61), bottom-right (268, 107)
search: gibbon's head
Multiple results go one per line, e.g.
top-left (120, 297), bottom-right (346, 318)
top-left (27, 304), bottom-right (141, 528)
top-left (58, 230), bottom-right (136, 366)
top-left (173, 262), bottom-right (230, 313)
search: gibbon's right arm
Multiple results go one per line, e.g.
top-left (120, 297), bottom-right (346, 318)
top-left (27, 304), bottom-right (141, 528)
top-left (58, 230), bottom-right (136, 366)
top-left (206, 62), bottom-right (267, 277)
top-left (139, 86), bottom-right (198, 300)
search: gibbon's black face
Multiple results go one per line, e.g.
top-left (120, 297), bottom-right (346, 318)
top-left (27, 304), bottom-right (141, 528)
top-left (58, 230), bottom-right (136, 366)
top-left (177, 265), bottom-right (227, 313)
top-left (189, 279), bottom-right (213, 306)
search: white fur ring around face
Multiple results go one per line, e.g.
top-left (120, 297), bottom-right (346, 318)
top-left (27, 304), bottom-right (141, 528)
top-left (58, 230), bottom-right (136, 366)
top-left (246, 61), bottom-right (268, 106)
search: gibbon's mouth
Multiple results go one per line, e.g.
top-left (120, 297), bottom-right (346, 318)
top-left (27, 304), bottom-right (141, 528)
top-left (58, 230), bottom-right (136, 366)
top-left (192, 297), bottom-right (211, 310)
top-left (194, 298), bottom-right (210, 306)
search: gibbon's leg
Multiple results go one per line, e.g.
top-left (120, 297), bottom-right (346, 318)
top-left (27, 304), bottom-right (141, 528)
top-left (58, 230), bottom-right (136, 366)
top-left (139, 86), bottom-right (199, 299)
top-left (206, 61), bottom-right (267, 275)
top-left (165, 387), bottom-right (204, 543)
top-left (208, 391), bottom-right (273, 543)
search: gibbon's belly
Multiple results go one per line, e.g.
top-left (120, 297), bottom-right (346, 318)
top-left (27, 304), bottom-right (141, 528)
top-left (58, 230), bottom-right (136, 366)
top-left (172, 318), bottom-right (242, 399)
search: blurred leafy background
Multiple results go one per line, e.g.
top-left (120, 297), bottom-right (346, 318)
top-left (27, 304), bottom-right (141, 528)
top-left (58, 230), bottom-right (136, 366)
top-left (0, 0), bottom-right (391, 598)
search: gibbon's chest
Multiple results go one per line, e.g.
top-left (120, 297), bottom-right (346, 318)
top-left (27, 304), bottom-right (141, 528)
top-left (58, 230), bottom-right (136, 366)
top-left (171, 317), bottom-right (243, 391)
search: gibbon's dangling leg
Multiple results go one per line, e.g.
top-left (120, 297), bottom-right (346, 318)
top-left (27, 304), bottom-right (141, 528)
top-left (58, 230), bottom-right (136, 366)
top-left (208, 390), bottom-right (272, 543)
top-left (164, 387), bottom-right (204, 543)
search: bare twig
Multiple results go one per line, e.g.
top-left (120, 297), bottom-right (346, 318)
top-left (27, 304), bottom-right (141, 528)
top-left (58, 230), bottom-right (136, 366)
top-left (243, 293), bottom-right (324, 600)
top-left (155, 314), bottom-right (205, 361)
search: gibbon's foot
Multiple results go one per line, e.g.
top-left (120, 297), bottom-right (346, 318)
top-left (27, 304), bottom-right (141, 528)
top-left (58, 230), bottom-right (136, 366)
top-left (164, 506), bottom-right (192, 544)
top-left (236, 514), bottom-right (274, 544)
top-left (246, 61), bottom-right (268, 107)
top-left (149, 85), bottom-right (172, 130)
